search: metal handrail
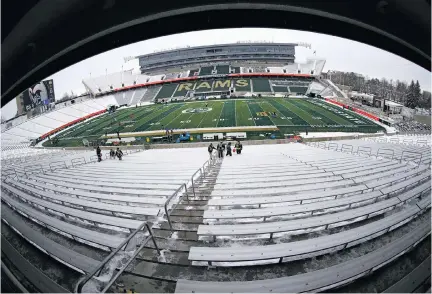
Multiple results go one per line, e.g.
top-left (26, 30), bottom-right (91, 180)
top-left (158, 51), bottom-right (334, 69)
top-left (100, 225), bottom-right (159, 293)
top-left (190, 168), bottom-right (203, 197)
top-left (164, 183), bottom-right (188, 231)
top-left (76, 222), bottom-right (159, 293)
top-left (400, 151), bottom-right (423, 167)
top-left (49, 161), bottom-right (67, 172)
top-left (71, 157), bottom-right (86, 167)
top-left (377, 148), bottom-right (395, 161)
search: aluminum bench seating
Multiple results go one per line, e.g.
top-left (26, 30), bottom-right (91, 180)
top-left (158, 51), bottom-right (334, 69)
top-left (1, 236), bottom-right (70, 293)
top-left (204, 184), bottom-right (429, 221)
top-left (320, 158), bottom-right (399, 169)
top-left (416, 195), bottom-right (431, 210)
top-left (350, 165), bottom-right (413, 182)
top-left (214, 171), bottom-right (334, 185)
top-left (30, 174), bottom-right (179, 190)
top-left (78, 166), bottom-right (200, 173)
top-left (208, 185), bottom-right (369, 206)
top-left (42, 171), bottom-right (186, 185)
top-left (1, 193), bottom-right (124, 249)
top-left (205, 190), bottom-right (386, 219)
top-left (191, 204), bottom-right (424, 265)
top-left (380, 172), bottom-right (431, 195)
top-left (363, 166), bottom-right (430, 189)
top-left (176, 221), bottom-right (430, 293)
top-left (309, 158), bottom-right (382, 169)
top-left (7, 179), bottom-right (165, 205)
top-left (396, 181), bottom-right (431, 203)
top-left (19, 178), bottom-right (173, 197)
top-left (329, 161), bottom-right (402, 174)
top-left (53, 169), bottom-right (191, 181)
top-left (1, 206), bottom-right (99, 274)
top-left (217, 165), bottom-right (320, 176)
top-left (210, 179), bottom-right (355, 197)
top-left (215, 169), bottom-right (325, 181)
top-left (213, 175), bottom-right (344, 190)
top-left (2, 184), bottom-right (143, 231)
top-left (383, 256), bottom-right (431, 293)
top-left (220, 162), bottom-right (302, 169)
top-left (198, 197), bottom-right (401, 238)
top-left (71, 168), bottom-right (198, 177)
top-left (3, 181), bottom-right (161, 216)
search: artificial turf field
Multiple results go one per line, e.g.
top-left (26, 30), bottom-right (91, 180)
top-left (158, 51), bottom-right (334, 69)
top-left (50, 98), bottom-right (384, 146)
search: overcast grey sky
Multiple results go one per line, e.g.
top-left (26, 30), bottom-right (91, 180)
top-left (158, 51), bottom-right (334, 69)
top-left (1, 28), bottom-right (430, 120)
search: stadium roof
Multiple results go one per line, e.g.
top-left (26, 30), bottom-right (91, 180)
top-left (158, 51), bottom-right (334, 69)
top-left (2, 0), bottom-right (430, 107)
top-left (136, 42), bottom-right (299, 58)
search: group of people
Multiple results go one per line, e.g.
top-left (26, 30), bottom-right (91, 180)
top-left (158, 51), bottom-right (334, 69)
top-left (165, 128), bottom-right (175, 142)
top-left (96, 146), bottom-right (123, 162)
top-left (208, 140), bottom-right (243, 159)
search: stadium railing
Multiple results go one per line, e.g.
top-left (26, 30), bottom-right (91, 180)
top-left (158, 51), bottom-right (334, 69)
top-left (76, 221), bottom-right (160, 293)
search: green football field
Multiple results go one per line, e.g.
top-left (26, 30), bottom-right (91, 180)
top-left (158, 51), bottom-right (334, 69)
top-left (48, 98), bottom-right (384, 146)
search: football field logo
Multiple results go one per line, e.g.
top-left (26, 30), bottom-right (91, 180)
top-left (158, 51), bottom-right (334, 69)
top-left (182, 107), bottom-right (212, 114)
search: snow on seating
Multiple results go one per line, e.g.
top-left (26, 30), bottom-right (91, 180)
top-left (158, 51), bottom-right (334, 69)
top-left (179, 142), bottom-right (431, 293)
top-left (0, 146), bottom-right (212, 291)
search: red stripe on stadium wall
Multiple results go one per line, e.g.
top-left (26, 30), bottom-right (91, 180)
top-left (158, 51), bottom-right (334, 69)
top-left (325, 98), bottom-right (380, 121)
top-left (40, 109), bottom-right (106, 139)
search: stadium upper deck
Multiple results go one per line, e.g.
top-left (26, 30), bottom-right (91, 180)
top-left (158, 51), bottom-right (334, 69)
top-left (138, 42), bottom-right (297, 73)
top-left (82, 42), bottom-right (325, 97)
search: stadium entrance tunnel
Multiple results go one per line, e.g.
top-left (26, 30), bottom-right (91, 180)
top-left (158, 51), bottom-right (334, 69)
top-left (2, 0), bottom-right (430, 106)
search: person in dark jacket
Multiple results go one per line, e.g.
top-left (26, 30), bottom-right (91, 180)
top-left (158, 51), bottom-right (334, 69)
top-left (96, 146), bottom-right (102, 162)
top-left (208, 143), bottom-right (215, 159)
top-left (217, 142), bottom-right (224, 158)
top-left (110, 149), bottom-right (115, 159)
top-left (116, 148), bottom-right (123, 160)
top-left (226, 142), bottom-right (232, 156)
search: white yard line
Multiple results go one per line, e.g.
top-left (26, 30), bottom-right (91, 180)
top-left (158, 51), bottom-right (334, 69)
top-left (197, 101), bottom-right (214, 128)
top-left (163, 104), bottom-right (188, 129)
top-left (215, 101), bottom-right (225, 127)
top-left (234, 99), bottom-right (238, 126)
top-left (245, 101), bottom-right (257, 126)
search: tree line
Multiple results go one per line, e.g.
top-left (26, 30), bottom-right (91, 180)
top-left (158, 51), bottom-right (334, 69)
top-left (322, 71), bottom-right (431, 109)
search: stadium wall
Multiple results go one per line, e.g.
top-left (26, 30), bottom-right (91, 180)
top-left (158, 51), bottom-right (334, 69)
top-left (325, 98), bottom-right (380, 121)
top-left (39, 109), bottom-right (106, 139)
top-left (112, 73), bottom-right (312, 94)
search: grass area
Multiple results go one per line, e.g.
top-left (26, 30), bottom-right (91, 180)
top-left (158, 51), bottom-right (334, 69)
top-left (47, 98), bottom-right (384, 147)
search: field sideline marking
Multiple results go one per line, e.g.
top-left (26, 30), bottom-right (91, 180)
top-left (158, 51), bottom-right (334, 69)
top-left (245, 100), bottom-right (257, 126)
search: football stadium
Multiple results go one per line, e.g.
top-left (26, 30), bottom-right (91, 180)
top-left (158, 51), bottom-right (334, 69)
top-left (1, 38), bottom-right (431, 293)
